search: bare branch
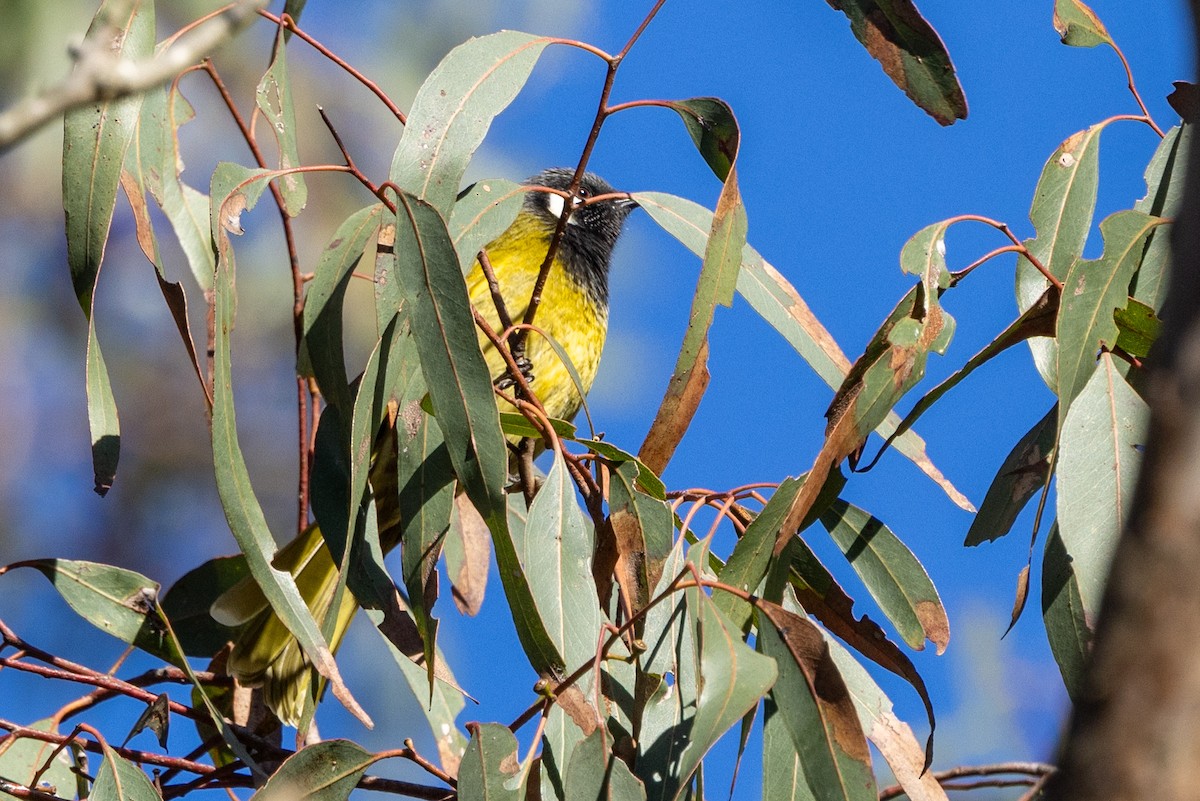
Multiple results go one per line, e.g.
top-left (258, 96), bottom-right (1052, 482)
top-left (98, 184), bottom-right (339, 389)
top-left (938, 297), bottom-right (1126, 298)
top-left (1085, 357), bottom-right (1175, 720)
top-left (0, 0), bottom-right (268, 152)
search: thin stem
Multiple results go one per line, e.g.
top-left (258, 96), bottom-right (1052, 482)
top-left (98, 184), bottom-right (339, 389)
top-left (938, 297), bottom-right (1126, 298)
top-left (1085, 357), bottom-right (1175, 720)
top-left (258, 10), bottom-right (406, 123)
top-left (1109, 42), bottom-right (1164, 137)
top-left (878, 762), bottom-right (1055, 801)
top-left (943, 214), bottom-right (1061, 289)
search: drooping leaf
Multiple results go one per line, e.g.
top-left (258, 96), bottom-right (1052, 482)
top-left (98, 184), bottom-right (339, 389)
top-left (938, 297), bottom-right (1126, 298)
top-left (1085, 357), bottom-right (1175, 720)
top-left (819, 500), bottom-right (948, 653)
top-left (824, 633), bottom-right (945, 796)
top-left (1056, 210), bottom-right (1163, 416)
top-left (1017, 124), bottom-right (1105, 390)
top-left (787, 539), bottom-right (936, 742)
top-left (256, 24), bottom-right (306, 216)
top-left (251, 740), bottom-right (377, 801)
top-left (160, 555), bottom-right (249, 656)
top-left (634, 191), bottom-right (970, 510)
top-left (825, 0), bottom-right (967, 125)
top-left (390, 31), bottom-right (551, 215)
top-left (209, 162), bottom-right (369, 726)
top-left (758, 601), bottom-right (875, 801)
top-left (608, 459), bottom-right (674, 617)
top-left (1042, 523), bottom-right (1091, 700)
top-left (449, 178), bottom-right (525, 272)
top-left (521, 450), bottom-right (605, 670)
top-left (92, 741), bottom-right (159, 801)
top-left (144, 81), bottom-right (216, 291)
top-left (1053, 0), bottom-right (1114, 48)
top-left (5, 559), bottom-right (181, 666)
top-left (1113, 298), bottom-right (1161, 360)
top-left (62, 0), bottom-right (154, 495)
top-left (458, 723), bottom-right (523, 801)
top-left (385, 188), bottom-right (563, 674)
top-left (119, 165), bottom-right (209, 408)
top-left (299, 205), bottom-right (385, 414)
top-left (668, 97), bottom-right (739, 182)
top-left (1132, 124), bottom-right (1189, 310)
top-left (965, 406), bottom-right (1057, 546)
top-left (1056, 353), bottom-right (1147, 620)
top-left (445, 492), bottom-right (491, 616)
top-left (122, 692), bottom-right (170, 749)
top-left (639, 107), bottom-right (745, 474)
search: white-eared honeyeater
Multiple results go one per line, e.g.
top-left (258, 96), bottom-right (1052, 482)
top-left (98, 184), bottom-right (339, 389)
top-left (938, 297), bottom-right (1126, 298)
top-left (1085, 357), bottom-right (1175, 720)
top-left (211, 168), bottom-right (636, 725)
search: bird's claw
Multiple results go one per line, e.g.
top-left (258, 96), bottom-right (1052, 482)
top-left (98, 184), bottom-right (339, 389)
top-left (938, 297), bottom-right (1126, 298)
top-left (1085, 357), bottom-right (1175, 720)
top-left (495, 355), bottom-right (534, 391)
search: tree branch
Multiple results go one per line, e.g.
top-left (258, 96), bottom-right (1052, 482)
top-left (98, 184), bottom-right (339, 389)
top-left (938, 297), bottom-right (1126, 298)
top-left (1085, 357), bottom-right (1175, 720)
top-left (0, 0), bottom-right (267, 152)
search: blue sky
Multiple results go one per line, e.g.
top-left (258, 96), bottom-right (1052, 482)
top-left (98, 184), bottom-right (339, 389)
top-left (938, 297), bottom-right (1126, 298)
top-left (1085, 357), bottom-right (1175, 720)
top-left (0, 1), bottom-right (1193, 796)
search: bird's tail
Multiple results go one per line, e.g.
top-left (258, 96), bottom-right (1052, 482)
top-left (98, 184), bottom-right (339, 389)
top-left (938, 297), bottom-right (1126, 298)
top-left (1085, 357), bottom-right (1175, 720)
top-left (210, 523), bottom-right (357, 727)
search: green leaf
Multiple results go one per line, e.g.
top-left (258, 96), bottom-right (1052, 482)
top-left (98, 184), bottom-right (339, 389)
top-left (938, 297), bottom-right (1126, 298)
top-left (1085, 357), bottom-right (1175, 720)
top-left (5, 559), bottom-right (182, 666)
top-left (62, 0), bottom-right (154, 495)
top-left (641, 589), bottom-right (778, 801)
top-left (714, 476), bottom-right (804, 630)
top-left (160, 555), bottom-right (250, 656)
top-left (898, 220), bottom-right (953, 291)
top-left (499, 411), bottom-right (577, 442)
top-left (140, 82), bottom-right (215, 292)
top-left (458, 723), bottom-right (523, 801)
top-left (826, 0), bottom-right (968, 125)
top-left (581, 439), bottom-right (666, 500)
top-left (1056, 353), bottom-right (1146, 620)
top-left (1053, 0), bottom-right (1114, 47)
top-left (635, 191), bottom-right (971, 511)
top-left (0, 718), bottom-right (80, 798)
top-left (1056, 210), bottom-right (1163, 416)
top-left (92, 741), bottom-right (159, 801)
top-left (521, 450), bottom-right (604, 669)
top-left (965, 405), bottom-right (1057, 546)
top-left (668, 97), bottom-right (739, 182)
top-left (209, 161), bottom-right (369, 726)
top-left (256, 25), bottom-right (306, 216)
top-left (251, 740), bottom-right (377, 801)
top-left (1017, 124), bottom-right (1105, 390)
top-left (450, 178), bottom-right (525, 272)
top-left (758, 602), bottom-right (875, 801)
top-left (386, 188), bottom-right (563, 673)
top-left (389, 31), bottom-right (550, 215)
top-left (1133, 125), bottom-right (1190, 310)
top-left (1113, 298), bottom-right (1161, 360)
top-left (299, 204), bottom-right (385, 414)
top-left (763, 694), bottom-right (817, 801)
top-left (639, 162), bottom-right (746, 475)
top-left (819, 500), bottom-right (948, 653)
top-left (565, 730), bottom-right (647, 801)
top-left (1042, 523), bottom-right (1091, 700)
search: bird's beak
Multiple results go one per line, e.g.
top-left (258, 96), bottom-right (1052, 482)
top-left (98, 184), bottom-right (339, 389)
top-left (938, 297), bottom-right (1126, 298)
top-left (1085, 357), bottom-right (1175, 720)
top-left (617, 196), bottom-right (639, 211)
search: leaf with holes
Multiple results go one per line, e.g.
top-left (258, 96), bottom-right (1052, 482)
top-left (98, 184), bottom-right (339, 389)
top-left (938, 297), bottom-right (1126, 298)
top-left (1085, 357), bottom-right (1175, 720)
top-left (1053, 0), bottom-right (1113, 47)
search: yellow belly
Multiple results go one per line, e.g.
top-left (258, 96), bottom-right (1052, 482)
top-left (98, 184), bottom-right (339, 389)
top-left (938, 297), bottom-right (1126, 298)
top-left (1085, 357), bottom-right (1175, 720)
top-left (467, 217), bottom-right (607, 425)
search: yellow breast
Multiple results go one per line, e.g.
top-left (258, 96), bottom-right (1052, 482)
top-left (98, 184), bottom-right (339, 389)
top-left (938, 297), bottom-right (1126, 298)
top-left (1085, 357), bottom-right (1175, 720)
top-left (467, 216), bottom-right (608, 425)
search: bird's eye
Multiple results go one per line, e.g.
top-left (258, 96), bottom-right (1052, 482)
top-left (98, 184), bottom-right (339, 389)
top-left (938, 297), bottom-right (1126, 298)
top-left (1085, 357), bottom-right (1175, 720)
top-left (577, 186), bottom-right (591, 199)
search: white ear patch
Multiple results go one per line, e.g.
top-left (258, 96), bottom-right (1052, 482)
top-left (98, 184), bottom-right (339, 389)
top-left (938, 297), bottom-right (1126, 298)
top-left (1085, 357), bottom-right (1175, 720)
top-left (545, 192), bottom-right (566, 219)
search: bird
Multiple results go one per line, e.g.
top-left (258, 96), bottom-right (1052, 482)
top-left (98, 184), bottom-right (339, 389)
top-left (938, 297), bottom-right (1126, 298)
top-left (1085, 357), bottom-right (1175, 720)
top-left (210, 168), bottom-right (637, 726)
